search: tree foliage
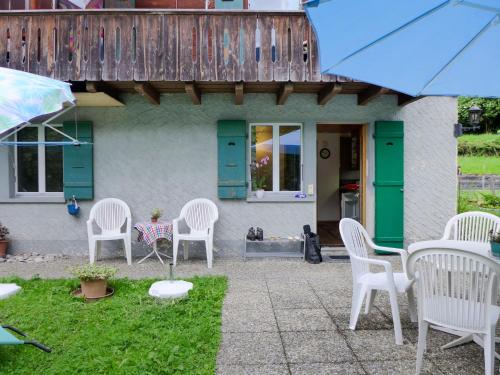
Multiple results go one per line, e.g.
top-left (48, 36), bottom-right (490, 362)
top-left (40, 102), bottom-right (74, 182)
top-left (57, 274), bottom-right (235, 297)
top-left (458, 97), bottom-right (500, 133)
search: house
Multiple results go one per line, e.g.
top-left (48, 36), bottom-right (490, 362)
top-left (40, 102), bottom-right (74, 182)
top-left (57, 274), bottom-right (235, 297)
top-left (0, 6), bottom-right (457, 258)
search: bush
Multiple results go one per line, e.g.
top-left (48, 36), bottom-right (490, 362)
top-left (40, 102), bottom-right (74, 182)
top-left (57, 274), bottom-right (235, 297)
top-left (71, 264), bottom-right (117, 281)
top-left (0, 222), bottom-right (9, 241)
top-left (458, 134), bottom-right (500, 156)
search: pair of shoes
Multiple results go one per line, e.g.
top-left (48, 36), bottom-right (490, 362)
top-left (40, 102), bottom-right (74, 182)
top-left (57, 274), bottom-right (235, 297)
top-left (246, 227), bottom-right (264, 241)
top-left (246, 227), bottom-right (256, 241)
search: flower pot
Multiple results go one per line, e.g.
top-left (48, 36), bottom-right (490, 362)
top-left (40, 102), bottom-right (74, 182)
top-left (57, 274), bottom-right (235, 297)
top-left (151, 218), bottom-right (158, 223)
top-left (80, 279), bottom-right (108, 298)
top-left (0, 240), bottom-right (8, 258)
top-left (255, 189), bottom-right (265, 199)
top-left (491, 241), bottom-right (500, 258)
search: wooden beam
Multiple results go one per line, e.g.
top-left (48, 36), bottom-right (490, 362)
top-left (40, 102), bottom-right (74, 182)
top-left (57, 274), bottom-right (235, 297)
top-left (398, 94), bottom-right (424, 107)
top-left (134, 82), bottom-right (160, 105)
top-left (277, 83), bottom-right (294, 105)
top-left (185, 83), bottom-right (201, 105)
top-left (317, 83), bottom-right (342, 105)
top-left (85, 81), bottom-right (121, 102)
top-left (235, 82), bottom-right (244, 105)
top-left (357, 86), bottom-right (390, 106)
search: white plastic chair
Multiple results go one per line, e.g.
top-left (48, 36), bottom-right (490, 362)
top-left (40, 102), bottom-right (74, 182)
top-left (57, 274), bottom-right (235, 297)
top-left (442, 211), bottom-right (500, 243)
top-left (339, 218), bottom-right (417, 345)
top-left (173, 199), bottom-right (219, 269)
top-left (87, 198), bottom-right (132, 265)
top-left (407, 248), bottom-right (500, 375)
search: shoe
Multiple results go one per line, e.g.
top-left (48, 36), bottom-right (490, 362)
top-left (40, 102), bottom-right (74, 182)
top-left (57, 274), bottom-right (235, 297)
top-left (246, 227), bottom-right (256, 241)
top-left (256, 227), bottom-right (264, 241)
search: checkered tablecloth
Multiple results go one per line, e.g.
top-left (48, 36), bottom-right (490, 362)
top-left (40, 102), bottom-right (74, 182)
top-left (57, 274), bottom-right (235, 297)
top-left (134, 221), bottom-right (173, 246)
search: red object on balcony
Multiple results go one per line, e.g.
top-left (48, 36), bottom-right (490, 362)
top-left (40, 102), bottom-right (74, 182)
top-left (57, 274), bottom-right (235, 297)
top-left (342, 183), bottom-right (360, 192)
top-left (136, 0), bottom-right (205, 8)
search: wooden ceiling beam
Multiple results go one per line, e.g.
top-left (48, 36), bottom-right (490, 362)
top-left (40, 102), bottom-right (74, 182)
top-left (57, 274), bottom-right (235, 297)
top-left (85, 81), bottom-right (121, 101)
top-left (357, 86), bottom-right (390, 106)
top-left (235, 82), bottom-right (244, 105)
top-left (134, 82), bottom-right (160, 105)
top-left (317, 83), bottom-right (342, 105)
top-left (277, 83), bottom-right (294, 105)
top-left (398, 94), bottom-right (424, 107)
top-left (185, 83), bottom-right (201, 105)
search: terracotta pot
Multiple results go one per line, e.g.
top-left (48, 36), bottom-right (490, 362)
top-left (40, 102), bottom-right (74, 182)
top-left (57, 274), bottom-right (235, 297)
top-left (0, 240), bottom-right (8, 258)
top-left (151, 218), bottom-right (158, 223)
top-left (81, 279), bottom-right (107, 298)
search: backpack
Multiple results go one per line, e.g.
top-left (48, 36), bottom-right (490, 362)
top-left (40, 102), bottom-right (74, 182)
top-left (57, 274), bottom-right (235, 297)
top-left (303, 225), bottom-right (322, 264)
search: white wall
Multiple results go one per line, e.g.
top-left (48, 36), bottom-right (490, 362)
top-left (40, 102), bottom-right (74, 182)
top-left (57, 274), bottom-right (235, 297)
top-left (317, 133), bottom-right (340, 221)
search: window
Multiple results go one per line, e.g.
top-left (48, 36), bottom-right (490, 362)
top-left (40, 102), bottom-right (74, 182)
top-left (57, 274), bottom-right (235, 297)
top-left (250, 123), bottom-right (302, 193)
top-left (15, 126), bottom-right (64, 196)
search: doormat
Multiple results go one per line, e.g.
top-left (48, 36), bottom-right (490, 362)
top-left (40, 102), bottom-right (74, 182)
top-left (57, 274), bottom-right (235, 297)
top-left (328, 255), bottom-right (350, 263)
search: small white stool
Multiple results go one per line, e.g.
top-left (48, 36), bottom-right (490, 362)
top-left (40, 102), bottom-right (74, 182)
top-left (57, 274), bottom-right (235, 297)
top-left (0, 284), bottom-right (21, 300)
top-left (149, 280), bottom-right (193, 299)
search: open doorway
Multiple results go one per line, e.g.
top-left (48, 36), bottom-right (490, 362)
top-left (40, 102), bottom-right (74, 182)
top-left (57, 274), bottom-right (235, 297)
top-left (316, 124), bottom-right (366, 247)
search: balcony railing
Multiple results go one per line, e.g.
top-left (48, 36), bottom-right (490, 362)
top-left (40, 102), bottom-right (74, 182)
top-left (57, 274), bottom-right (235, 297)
top-left (0, 10), bottom-right (338, 83)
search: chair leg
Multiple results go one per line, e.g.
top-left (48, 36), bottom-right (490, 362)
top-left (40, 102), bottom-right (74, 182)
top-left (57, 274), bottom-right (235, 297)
top-left (349, 284), bottom-right (366, 330)
top-left (416, 320), bottom-right (428, 374)
top-left (389, 289), bottom-right (403, 345)
top-left (96, 240), bottom-right (101, 261)
top-left (89, 239), bottom-right (96, 264)
top-left (484, 327), bottom-right (495, 375)
top-left (124, 237), bottom-right (132, 266)
top-left (173, 238), bottom-right (179, 266)
top-left (205, 239), bottom-right (213, 269)
top-left (407, 286), bottom-right (418, 323)
top-left (184, 241), bottom-right (189, 261)
top-left (365, 289), bottom-right (377, 314)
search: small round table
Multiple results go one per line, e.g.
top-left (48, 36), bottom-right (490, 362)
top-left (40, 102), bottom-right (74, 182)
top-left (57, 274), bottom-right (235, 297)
top-left (134, 221), bottom-right (173, 264)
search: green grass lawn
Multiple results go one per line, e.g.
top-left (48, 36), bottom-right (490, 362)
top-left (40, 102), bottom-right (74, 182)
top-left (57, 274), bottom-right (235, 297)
top-left (0, 277), bottom-right (227, 375)
top-left (458, 155), bottom-right (500, 175)
top-left (458, 190), bottom-right (500, 216)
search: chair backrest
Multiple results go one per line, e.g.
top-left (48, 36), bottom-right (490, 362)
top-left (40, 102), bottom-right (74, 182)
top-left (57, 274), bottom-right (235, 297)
top-left (407, 248), bottom-right (499, 334)
top-left (89, 198), bottom-right (131, 235)
top-left (443, 211), bottom-right (500, 243)
top-left (339, 218), bottom-right (371, 281)
top-left (180, 198), bottom-right (219, 234)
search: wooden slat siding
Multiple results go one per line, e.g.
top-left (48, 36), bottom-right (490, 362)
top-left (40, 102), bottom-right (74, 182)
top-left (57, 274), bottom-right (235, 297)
top-left (133, 14), bottom-right (148, 81)
top-left (307, 22), bottom-right (322, 82)
top-left (101, 15), bottom-right (116, 81)
top-left (44, 15), bottom-right (56, 78)
top-left (116, 14), bottom-right (133, 81)
top-left (257, 15), bottom-right (273, 82)
top-left (272, 14), bottom-right (288, 82)
top-left (289, 14), bottom-right (305, 82)
top-left (148, 15), bottom-right (164, 81)
top-left (199, 14), bottom-right (211, 81)
top-left (7, 16), bottom-right (23, 71)
top-left (164, 14), bottom-right (178, 81)
top-left (86, 15), bottom-right (101, 81)
top-left (225, 15), bottom-right (240, 82)
top-left (81, 15), bottom-right (90, 80)
top-left (26, 15), bottom-right (38, 74)
top-left (57, 15), bottom-right (70, 81)
top-left (178, 14), bottom-right (196, 81)
top-left (240, 14), bottom-right (257, 82)
top-left (0, 17), bottom-right (8, 69)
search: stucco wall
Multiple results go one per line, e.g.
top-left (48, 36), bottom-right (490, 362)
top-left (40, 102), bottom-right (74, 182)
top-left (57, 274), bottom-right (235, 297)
top-left (0, 93), bottom-right (457, 257)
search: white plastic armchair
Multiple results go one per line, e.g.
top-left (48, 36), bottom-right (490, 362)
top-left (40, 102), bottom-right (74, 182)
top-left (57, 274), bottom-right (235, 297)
top-left (172, 199), bottom-right (219, 269)
top-left (442, 211), bottom-right (500, 243)
top-left (339, 218), bottom-right (416, 345)
top-left (87, 198), bottom-right (132, 265)
top-left (407, 248), bottom-right (500, 375)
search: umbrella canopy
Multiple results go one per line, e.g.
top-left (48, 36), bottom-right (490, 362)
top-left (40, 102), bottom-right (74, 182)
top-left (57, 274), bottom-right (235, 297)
top-left (304, 0), bottom-right (500, 97)
top-left (0, 67), bottom-right (75, 134)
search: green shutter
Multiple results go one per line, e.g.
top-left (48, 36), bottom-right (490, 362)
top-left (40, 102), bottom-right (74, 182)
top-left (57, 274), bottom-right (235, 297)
top-left (217, 120), bottom-right (247, 199)
top-left (215, 0), bottom-right (244, 9)
top-left (374, 121), bottom-right (404, 252)
top-left (63, 121), bottom-right (93, 200)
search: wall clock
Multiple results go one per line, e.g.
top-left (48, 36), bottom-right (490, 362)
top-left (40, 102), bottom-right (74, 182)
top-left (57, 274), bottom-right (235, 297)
top-left (320, 148), bottom-right (331, 159)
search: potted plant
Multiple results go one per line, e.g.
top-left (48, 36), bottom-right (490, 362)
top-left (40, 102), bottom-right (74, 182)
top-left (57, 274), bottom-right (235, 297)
top-left (0, 222), bottom-right (9, 258)
top-left (71, 264), bottom-right (117, 299)
top-left (251, 155), bottom-right (270, 199)
top-left (491, 230), bottom-right (500, 258)
top-left (151, 208), bottom-right (162, 223)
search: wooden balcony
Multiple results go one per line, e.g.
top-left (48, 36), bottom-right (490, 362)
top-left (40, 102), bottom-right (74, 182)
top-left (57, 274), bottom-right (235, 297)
top-left (0, 9), bottom-right (416, 105)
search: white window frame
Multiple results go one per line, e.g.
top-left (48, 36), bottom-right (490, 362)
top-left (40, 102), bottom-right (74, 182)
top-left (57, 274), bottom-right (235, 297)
top-left (14, 125), bottom-right (64, 197)
top-left (248, 122), bottom-right (303, 194)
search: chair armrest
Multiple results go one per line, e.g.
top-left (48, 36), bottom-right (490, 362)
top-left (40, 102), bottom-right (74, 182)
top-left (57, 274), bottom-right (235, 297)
top-left (351, 254), bottom-right (397, 288)
top-left (372, 245), bottom-right (408, 274)
top-left (172, 218), bottom-right (180, 234)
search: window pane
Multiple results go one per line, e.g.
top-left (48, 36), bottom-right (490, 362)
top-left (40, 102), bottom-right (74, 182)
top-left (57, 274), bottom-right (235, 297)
top-left (251, 125), bottom-right (273, 191)
top-left (17, 128), bottom-right (39, 192)
top-left (45, 128), bottom-right (64, 192)
top-left (279, 126), bottom-right (301, 191)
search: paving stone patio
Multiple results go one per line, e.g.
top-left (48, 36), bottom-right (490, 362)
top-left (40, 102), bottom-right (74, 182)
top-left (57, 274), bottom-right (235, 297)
top-left (0, 255), bottom-right (493, 374)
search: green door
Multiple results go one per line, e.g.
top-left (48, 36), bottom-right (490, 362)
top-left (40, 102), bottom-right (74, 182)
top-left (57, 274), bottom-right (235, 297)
top-left (374, 121), bottom-right (404, 253)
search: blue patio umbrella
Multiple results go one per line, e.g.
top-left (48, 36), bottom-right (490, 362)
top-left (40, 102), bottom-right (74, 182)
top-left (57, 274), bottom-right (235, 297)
top-left (304, 0), bottom-right (500, 97)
